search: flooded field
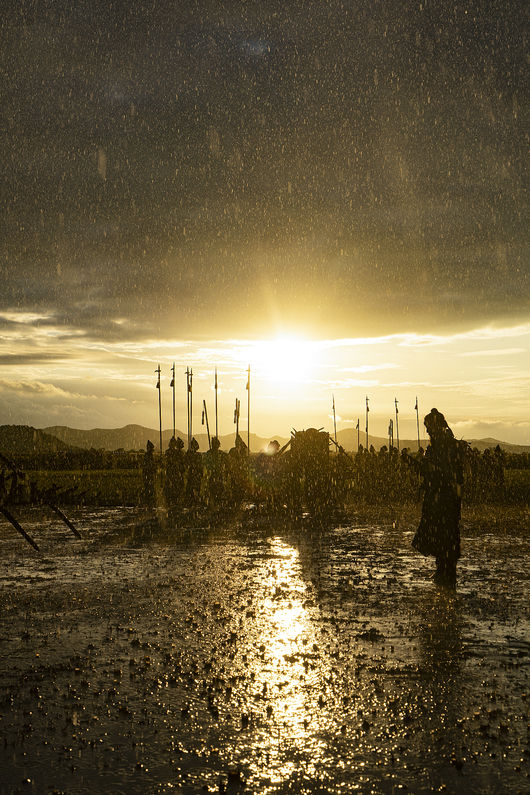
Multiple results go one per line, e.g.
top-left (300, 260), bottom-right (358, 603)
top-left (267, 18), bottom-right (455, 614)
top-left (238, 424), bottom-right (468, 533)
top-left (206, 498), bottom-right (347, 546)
top-left (0, 507), bottom-right (528, 794)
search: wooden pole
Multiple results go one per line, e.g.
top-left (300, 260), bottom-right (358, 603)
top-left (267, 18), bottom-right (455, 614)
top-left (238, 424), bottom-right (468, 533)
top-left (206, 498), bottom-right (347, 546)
top-left (395, 397), bottom-right (400, 451)
top-left (189, 368), bottom-right (193, 445)
top-left (415, 396), bottom-right (421, 451)
top-left (246, 365), bottom-right (250, 455)
top-left (186, 367), bottom-right (190, 449)
top-left (47, 503), bottom-right (82, 539)
top-left (214, 367), bottom-right (218, 440)
top-left (170, 363), bottom-right (176, 439)
top-left (234, 398), bottom-right (240, 443)
top-left (203, 400), bottom-right (211, 449)
top-left (365, 396), bottom-right (369, 449)
top-left (332, 394), bottom-right (337, 444)
top-left (155, 365), bottom-right (162, 455)
top-left (0, 506), bottom-right (39, 551)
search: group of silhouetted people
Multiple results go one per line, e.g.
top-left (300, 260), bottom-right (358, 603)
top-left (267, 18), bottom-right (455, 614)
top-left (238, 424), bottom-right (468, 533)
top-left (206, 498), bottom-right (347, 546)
top-left (141, 433), bottom-right (250, 513)
top-left (140, 408), bottom-right (482, 590)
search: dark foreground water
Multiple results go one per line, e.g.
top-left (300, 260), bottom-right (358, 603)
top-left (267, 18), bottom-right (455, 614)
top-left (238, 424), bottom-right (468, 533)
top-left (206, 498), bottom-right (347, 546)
top-left (0, 507), bottom-right (528, 794)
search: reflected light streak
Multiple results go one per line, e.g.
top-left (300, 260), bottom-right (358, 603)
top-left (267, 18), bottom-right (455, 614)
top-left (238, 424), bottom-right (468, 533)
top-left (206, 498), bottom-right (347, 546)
top-left (250, 537), bottom-right (330, 788)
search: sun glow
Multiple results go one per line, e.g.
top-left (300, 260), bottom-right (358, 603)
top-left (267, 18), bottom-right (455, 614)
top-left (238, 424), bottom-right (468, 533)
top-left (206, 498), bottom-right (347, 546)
top-left (245, 336), bottom-right (319, 391)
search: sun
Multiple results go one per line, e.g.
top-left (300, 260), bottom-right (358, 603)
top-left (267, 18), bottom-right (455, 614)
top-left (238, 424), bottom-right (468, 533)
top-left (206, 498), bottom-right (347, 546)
top-left (248, 335), bottom-right (317, 390)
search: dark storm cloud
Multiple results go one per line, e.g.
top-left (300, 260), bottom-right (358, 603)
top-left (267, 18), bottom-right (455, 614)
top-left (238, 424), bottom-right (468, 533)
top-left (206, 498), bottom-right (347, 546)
top-left (1, 0), bottom-right (527, 339)
top-left (0, 353), bottom-right (73, 365)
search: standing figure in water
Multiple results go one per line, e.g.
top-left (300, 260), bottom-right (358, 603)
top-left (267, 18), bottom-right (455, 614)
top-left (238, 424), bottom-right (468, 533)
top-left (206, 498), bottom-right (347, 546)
top-left (142, 440), bottom-right (157, 508)
top-left (412, 409), bottom-right (466, 588)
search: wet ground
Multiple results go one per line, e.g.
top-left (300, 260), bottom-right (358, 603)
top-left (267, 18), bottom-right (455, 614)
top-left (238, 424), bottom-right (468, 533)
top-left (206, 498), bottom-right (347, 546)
top-left (0, 506), bottom-right (528, 794)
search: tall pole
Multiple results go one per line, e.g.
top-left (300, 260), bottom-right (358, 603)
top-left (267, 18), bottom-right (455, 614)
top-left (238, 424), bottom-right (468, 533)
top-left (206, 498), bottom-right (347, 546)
top-left (246, 364), bottom-right (250, 456)
top-left (365, 396), bottom-right (369, 449)
top-left (155, 364), bottom-right (162, 455)
top-left (356, 418), bottom-right (360, 451)
top-left (332, 394), bottom-right (337, 444)
top-left (189, 368), bottom-right (193, 445)
top-left (234, 398), bottom-right (240, 443)
top-left (202, 400), bottom-right (211, 449)
top-left (186, 367), bottom-right (190, 449)
top-left (170, 363), bottom-right (176, 439)
top-left (394, 397), bottom-right (399, 451)
top-left (415, 396), bottom-right (421, 450)
top-left (214, 367), bottom-right (218, 440)
top-left (388, 418), bottom-right (393, 449)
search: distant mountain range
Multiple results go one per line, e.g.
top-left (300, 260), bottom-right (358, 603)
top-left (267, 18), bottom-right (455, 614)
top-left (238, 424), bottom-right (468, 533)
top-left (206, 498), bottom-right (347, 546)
top-left (0, 425), bottom-right (73, 456)
top-left (0, 424), bottom-right (528, 456)
top-left (42, 424), bottom-right (285, 453)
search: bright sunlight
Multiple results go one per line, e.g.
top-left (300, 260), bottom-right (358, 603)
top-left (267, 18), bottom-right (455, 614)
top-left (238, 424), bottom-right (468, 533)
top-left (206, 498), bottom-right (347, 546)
top-left (239, 336), bottom-right (320, 392)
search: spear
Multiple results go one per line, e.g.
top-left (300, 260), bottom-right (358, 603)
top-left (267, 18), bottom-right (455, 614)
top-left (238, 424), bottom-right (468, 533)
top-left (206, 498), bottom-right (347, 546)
top-left (395, 397), bottom-right (400, 451)
top-left (155, 364), bottom-right (162, 455)
top-left (214, 367), bottom-right (218, 440)
top-left (202, 400), bottom-right (211, 449)
top-left (234, 398), bottom-right (240, 443)
top-left (186, 367), bottom-right (193, 449)
top-left (189, 368), bottom-right (193, 445)
top-left (415, 396), bottom-right (421, 451)
top-left (170, 363), bottom-right (176, 439)
top-left (246, 364), bottom-right (250, 456)
top-left (186, 367), bottom-right (190, 449)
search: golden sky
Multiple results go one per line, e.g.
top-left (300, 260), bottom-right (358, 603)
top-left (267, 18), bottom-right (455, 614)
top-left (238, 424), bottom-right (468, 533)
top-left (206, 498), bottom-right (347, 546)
top-left (1, 2), bottom-right (528, 443)
top-left (0, 312), bottom-right (528, 444)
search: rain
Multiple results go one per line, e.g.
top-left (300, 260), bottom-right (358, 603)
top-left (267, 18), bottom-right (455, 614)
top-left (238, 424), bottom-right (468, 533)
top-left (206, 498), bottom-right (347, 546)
top-left (0, 1), bottom-right (528, 793)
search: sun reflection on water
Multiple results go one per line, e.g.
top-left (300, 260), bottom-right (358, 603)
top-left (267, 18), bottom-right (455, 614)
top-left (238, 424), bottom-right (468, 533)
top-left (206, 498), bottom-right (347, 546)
top-left (248, 537), bottom-right (331, 788)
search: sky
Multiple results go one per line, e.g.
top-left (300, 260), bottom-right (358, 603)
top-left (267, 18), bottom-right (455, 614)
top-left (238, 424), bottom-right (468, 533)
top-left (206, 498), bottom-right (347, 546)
top-left (1, 1), bottom-right (528, 443)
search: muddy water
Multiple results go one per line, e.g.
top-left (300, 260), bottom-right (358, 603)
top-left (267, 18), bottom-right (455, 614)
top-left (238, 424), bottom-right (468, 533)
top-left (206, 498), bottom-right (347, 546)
top-left (0, 508), bottom-right (528, 794)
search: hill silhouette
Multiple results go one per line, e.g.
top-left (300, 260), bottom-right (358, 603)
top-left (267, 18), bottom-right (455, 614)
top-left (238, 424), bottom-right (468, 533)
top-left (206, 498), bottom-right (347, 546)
top-left (43, 424), bottom-right (288, 453)
top-left (39, 424), bottom-right (530, 454)
top-left (0, 425), bottom-right (75, 456)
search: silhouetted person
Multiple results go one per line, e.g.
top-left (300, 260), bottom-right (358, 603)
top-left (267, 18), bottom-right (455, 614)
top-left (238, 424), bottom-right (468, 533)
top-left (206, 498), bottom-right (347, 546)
top-left (412, 408), bottom-right (466, 588)
top-left (204, 436), bottom-right (227, 509)
top-left (142, 440), bottom-right (156, 508)
top-left (164, 436), bottom-right (185, 507)
top-left (185, 437), bottom-right (203, 506)
top-left (227, 434), bottom-right (250, 506)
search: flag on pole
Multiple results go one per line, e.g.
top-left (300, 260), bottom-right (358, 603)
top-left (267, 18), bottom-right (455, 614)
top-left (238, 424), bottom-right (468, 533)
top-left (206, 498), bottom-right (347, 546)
top-left (356, 419), bottom-right (359, 430)
top-left (414, 397), bottom-right (418, 411)
top-left (395, 398), bottom-right (399, 414)
top-left (155, 367), bottom-right (160, 389)
top-left (366, 396), bottom-right (369, 412)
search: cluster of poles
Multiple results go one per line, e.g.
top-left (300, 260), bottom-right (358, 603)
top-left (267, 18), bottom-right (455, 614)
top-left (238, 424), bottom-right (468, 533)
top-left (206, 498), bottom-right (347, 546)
top-left (154, 364), bottom-right (251, 455)
top-left (154, 363), bottom-right (423, 455)
top-left (331, 395), bottom-right (423, 451)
